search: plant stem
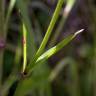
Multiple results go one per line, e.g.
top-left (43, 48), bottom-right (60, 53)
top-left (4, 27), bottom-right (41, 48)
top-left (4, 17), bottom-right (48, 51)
top-left (22, 23), bottom-right (27, 73)
top-left (35, 0), bottom-right (64, 60)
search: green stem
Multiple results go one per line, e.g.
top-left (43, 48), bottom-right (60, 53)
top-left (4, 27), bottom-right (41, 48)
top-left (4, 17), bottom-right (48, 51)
top-left (34, 0), bottom-right (64, 59)
top-left (22, 23), bottom-right (27, 73)
top-left (49, 0), bottom-right (76, 47)
top-left (27, 0), bottom-right (64, 71)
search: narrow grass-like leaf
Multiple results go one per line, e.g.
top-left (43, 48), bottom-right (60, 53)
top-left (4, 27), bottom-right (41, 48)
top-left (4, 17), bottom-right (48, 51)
top-left (30, 1), bottom-right (50, 14)
top-left (48, 58), bottom-right (70, 82)
top-left (36, 29), bottom-right (83, 63)
top-left (22, 23), bottom-right (27, 73)
top-left (49, 57), bottom-right (80, 96)
top-left (48, 57), bottom-right (76, 81)
top-left (0, 0), bottom-right (5, 86)
top-left (5, 0), bottom-right (16, 30)
top-left (49, 0), bottom-right (76, 47)
top-left (64, 0), bottom-right (76, 16)
top-left (16, 0), bottom-right (36, 59)
top-left (34, 0), bottom-right (64, 60)
top-left (1, 74), bottom-right (18, 96)
top-left (28, 29), bottom-right (83, 75)
top-left (27, 0), bottom-right (64, 71)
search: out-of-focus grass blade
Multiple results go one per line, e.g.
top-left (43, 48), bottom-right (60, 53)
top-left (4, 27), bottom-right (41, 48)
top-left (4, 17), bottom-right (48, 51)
top-left (67, 58), bottom-right (80, 96)
top-left (13, 44), bottom-right (22, 73)
top-left (49, 57), bottom-right (80, 96)
top-left (5, 0), bottom-right (16, 29)
top-left (0, 0), bottom-right (5, 86)
top-left (1, 74), bottom-right (18, 96)
top-left (49, 58), bottom-right (70, 82)
top-left (1, 45), bottom-right (22, 96)
top-left (14, 77), bottom-right (34, 96)
top-left (16, 0), bottom-right (36, 59)
top-left (1, 33), bottom-right (22, 95)
top-left (64, 0), bottom-right (76, 16)
top-left (36, 29), bottom-right (83, 63)
top-left (29, 1), bottom-right (50, 14)
top-left (32, 12), bottom-right (43, 46)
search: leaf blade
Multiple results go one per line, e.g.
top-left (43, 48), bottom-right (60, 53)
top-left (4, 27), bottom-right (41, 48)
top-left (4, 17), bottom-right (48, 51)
top-left (36, 29), bottom-right (83, 63)
top-left (28, 29), bottom-right (83, 75)
top-left (34, 0), bottom-right (65, 60)
top-left (16, 0), bottom-right (36, 59)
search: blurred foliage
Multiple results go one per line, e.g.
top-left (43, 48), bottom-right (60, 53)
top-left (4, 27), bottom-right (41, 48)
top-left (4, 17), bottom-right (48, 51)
top-left (0, 0), bottom-right (96, 96)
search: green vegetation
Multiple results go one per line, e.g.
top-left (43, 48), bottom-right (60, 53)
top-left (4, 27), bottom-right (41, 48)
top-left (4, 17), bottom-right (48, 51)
top-left (0, 0), bottom-right (96, 96)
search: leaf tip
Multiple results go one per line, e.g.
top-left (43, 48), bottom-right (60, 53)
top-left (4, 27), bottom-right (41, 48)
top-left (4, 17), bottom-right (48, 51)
top-left (74, 29), bottom-right (84, 36)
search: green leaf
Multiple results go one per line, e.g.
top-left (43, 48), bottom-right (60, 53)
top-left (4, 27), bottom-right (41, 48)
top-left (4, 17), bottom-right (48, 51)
top-left (5, 0), bottom-right (16, 29)
top-left (16, 0), bottom-right (36, 59)
top-left (28, 29), bottom-right (83, 75)
top-left (34, 0), bottom-right (65, 60)
top-left (49, 0), bottom-right (76, 47)
top-left (36, 29), bottom-right (83, 63)
top-left (27, 0), bottom-right (64, 72)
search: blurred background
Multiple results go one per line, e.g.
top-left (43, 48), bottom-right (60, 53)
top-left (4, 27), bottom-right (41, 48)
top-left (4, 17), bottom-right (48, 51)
top-left (0, 0), bottom-right (96, 96)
